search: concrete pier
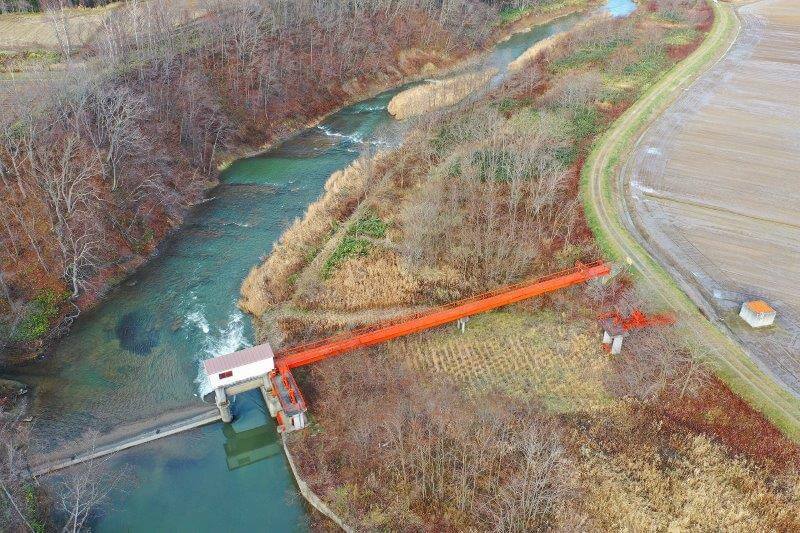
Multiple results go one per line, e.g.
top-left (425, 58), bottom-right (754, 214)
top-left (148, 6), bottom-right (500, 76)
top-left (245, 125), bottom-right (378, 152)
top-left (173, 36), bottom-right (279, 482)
top-left (215, 387), bottom-right (233, 423)
top-left (602, 330), bottom-right (625, 355)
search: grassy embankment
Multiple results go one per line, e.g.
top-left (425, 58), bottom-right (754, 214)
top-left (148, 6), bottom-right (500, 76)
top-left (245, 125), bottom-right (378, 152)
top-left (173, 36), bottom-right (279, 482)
top-left (580, 0), bottom-right (800, 441)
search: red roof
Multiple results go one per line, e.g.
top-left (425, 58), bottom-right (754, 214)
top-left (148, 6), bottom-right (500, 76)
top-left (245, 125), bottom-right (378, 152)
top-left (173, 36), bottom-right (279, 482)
top-left (203, 343), bottom-right (275, 375)
top-left (745, 300), bottom-right (774, 315)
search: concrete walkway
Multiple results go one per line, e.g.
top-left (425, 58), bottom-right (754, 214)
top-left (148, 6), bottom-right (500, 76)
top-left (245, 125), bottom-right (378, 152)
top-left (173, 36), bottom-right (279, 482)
top-left (29, 408), bottom-right (221, 477)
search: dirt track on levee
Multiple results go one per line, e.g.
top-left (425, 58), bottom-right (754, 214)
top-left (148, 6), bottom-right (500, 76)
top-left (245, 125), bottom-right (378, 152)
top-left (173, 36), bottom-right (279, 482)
top-left (623, 0), bottom-right (800, 397)
top-left (583, 0), bottom-right (800, 439)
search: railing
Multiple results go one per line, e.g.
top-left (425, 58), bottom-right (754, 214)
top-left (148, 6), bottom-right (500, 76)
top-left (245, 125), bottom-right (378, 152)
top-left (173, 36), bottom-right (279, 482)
top-left (275, 261), bottom-right (610, 371)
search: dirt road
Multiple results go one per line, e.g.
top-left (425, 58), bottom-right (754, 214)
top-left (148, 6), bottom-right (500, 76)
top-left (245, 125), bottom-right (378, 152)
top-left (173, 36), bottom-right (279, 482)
top-left (583, 0), bottom-right (800, 439)
top-left (623, 0), bottom-right (800, 397)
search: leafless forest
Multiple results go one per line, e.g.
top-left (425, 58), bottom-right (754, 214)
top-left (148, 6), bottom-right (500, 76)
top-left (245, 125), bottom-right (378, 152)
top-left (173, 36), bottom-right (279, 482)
top-left (0, 0), bottom-right (513, 356)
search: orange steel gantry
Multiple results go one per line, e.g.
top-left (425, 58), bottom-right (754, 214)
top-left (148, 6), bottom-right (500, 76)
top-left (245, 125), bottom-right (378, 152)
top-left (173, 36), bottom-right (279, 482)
top-left (267, 261), bottom-right (611, 430)
top-left (598, 309), bottom-right (675, 354)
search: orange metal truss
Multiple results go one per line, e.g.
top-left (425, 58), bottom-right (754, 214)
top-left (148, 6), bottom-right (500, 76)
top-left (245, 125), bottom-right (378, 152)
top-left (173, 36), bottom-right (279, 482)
top-left (597, 309), bottom-right (675, 333)
top-left (275, 260), bottom-right (611, 373)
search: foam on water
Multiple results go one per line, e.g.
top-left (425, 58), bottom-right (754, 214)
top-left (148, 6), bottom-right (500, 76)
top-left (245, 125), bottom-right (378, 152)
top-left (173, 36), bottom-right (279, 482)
top-left (316, 123), bottom-right (364, 144)
top-left (194, 311), bottom-right (251, 397)
top-left (351, 103), bottom-right (388, 113)
top-left (186, 308), bottom-right (210, 334)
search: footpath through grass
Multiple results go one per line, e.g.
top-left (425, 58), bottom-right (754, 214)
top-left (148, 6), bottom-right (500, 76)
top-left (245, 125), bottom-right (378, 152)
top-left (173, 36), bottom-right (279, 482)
top-left (581, 0), bottom-right (800, 441)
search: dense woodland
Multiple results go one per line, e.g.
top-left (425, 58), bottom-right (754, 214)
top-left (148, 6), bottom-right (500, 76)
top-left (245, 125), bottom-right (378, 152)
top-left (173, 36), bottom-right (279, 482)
top-left (0, 0), bottom-right (525, 357)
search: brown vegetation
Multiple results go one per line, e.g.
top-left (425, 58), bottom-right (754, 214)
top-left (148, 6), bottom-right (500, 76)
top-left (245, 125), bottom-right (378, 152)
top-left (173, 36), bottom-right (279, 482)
top-left (240, 156), bottom-right (384, 318)
top-left (1, 0), bottom-right (510, 357)
top-left (290, 340), bottom-right (800, 531)
top-left (389, 308), bottom-right (614, 412)
top-left (290, 355), bottom-right (578, 531)
top-left (387, 68), bottom-right (498, 119)
top-left (507, 32), bottom-right (564, 71)
top-left (245, 0), bottom-right (720, 338)
top-left (239, 1), bottom-right (800, 529)
top-left (571, 401), bottom-right (800, 531)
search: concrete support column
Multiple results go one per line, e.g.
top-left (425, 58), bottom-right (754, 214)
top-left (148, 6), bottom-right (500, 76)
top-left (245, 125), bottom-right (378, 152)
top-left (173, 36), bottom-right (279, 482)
top-left (610, 335), bottom-right (624, 355)
top-left (215, 387), bottom-right (233, 423)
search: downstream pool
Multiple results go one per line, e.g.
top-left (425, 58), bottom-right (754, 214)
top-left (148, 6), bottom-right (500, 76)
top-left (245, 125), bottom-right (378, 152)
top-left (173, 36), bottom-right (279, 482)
top-left (5, 2), bottom-right (633, 529)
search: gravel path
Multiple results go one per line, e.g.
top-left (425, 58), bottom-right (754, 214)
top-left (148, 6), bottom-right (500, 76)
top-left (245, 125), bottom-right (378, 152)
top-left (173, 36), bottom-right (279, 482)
top-left (624, 0), bottom-right (800, 397)
top-left (583, 0), bottom-right (800, 439)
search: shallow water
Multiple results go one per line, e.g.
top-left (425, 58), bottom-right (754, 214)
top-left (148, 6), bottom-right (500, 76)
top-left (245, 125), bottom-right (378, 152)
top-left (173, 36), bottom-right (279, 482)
top-left (5, 1), bottom-right (635, 529)
top-left (89, 392), bottom-right (307, 531)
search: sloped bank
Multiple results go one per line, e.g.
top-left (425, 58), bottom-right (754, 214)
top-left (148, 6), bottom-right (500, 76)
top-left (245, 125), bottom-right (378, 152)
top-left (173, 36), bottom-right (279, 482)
top-left (580, 0), bottom-right (800, 440)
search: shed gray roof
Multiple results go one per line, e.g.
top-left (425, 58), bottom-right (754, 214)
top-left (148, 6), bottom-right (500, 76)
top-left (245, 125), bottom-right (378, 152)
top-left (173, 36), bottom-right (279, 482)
top-left (203, 343), bottom-right (275, 375)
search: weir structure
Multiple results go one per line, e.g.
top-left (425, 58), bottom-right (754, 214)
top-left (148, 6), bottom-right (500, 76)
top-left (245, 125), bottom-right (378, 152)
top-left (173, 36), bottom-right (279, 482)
top-left (205, 261), bottom-right (611, 432)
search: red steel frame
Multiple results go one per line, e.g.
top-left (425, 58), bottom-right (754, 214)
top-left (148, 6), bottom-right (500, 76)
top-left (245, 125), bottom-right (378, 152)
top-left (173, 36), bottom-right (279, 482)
top-left (275, 260), bottom-right (610, 374)
top-left (598, 309), bottom-right (675, 332)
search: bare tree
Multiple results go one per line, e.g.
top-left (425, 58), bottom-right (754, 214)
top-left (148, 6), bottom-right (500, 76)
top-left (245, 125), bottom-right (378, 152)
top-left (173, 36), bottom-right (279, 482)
top-left (606, 328), bottom-right (710, 402)
top-left (44, 0), bottom-right (75, 62)
top-left (488, 423), bottom-right (573, 532)
top-left (0, 415), bottom-right (37, 532)
top-left (54, 431), bottom-right (128, 533)
top-left (302, 355), bottom-right (576, 530)
top-left (82, 83), bottom-right (150, 191)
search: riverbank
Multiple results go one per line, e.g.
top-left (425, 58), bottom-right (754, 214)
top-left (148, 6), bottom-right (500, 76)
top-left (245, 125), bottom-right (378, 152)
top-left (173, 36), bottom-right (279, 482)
top-left (217, 1), bottom-right (602, 165)
top-left (3, 1), bottom-right (566, 365)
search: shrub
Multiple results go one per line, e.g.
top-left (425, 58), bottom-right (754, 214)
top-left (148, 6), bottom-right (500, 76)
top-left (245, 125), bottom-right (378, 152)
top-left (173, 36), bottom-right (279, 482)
top-left (322, 212), bottom-right (388, 278)
top-left (555, 145), bottom-right (578, 168)
top-left (665, 28), bottom-right (699, 46)
top-left (569, 105), bottom-right (600, 140)
top-left (322, 236), bottom-right (373, 279)
top-left (13, 289), bottom-right (67, 343)
top-left (347, 211), bottom-right (387, 239)
top-left (551, 39), bottom-right (625, 72)
top-left (623, 50), bottom-right (667, 79)
top-left (496, 96), bottom-right (533, 115)
top-left (498, 6), bottom-right (531, 24)
top-left (471, 149), bottom-right (515, 181)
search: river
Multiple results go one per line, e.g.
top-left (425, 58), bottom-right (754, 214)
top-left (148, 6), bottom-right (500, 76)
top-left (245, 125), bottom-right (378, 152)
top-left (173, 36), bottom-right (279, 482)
top-left (5, 2), bottom-right (633, 530)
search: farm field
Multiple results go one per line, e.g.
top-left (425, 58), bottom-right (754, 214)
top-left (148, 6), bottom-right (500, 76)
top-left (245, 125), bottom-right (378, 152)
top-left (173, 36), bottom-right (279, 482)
top-left (623, 0), bottom-right (800, 397)
top-left (388, 310), bottom-right (614, 412)
top-left (0, 5), bottom-right (118, 51)
top-left (0, 0), bottom-right (207, 52)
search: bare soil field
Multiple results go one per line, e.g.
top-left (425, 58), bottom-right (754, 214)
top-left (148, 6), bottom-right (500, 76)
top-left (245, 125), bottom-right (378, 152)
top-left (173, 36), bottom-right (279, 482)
top-left (624, 0), bottom-right (800, 397)
top-left (0, 5), bottom-right (117, 51)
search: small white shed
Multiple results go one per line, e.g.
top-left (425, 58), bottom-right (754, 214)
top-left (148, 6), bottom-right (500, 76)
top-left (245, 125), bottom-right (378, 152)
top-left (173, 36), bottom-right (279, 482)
top-left (739, 300), bottom-right (776, 328)
top-left (203, 343), bottom-right (275, 389)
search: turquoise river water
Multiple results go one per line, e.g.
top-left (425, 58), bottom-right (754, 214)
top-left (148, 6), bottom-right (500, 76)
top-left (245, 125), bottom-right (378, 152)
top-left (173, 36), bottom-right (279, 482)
top-left (4, 2), bottom-right (633, 530)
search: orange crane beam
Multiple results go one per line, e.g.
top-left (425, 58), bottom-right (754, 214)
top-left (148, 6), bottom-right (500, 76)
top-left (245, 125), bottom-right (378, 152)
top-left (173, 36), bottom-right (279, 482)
top-left (275, 260), bottom-right (610, 372)
top-left (598, 309), bottom-right (675, 332)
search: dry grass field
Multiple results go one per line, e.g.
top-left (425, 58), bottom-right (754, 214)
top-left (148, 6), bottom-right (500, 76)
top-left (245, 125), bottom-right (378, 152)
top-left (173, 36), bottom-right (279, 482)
top-left (0, 5), bottom-right (118, 51)
top-left (624, 0), bottom-right (800, 397)
top-left (388, 309), bottom-right (614, 412)
top-left (0, 1), bottom-right (207, 52)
